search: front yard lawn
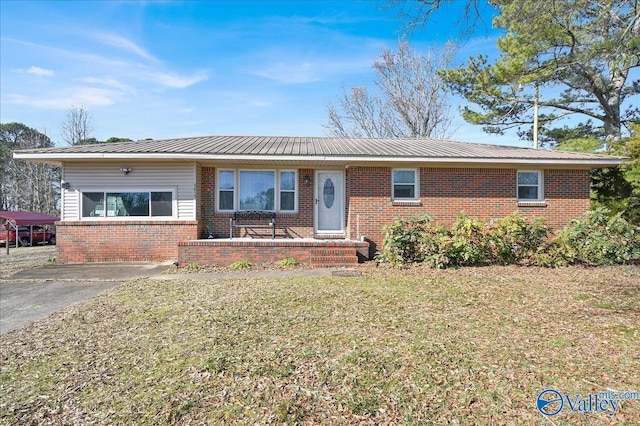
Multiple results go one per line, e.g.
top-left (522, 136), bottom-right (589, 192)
top-left (1, 265), bottom-right (638, 424)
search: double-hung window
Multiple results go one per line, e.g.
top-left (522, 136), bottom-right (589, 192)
top-left (218, 170), bottom-right (235, 211)
top-left (392, 169), bottom-right (419, 200)
top-left (217, 169), bottom-right (297, 212)
top-left (279, 171), bottom-right (296, 211)
top-left (517, 171), bottom-right (543, 201)
top-left (82, 190), bottom-right (174, 218)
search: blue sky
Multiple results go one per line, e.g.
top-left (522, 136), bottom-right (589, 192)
top-left (1, 1), bottom-right (518, 146)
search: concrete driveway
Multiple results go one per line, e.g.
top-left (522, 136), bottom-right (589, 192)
top-left (0, 263), bottom-right (169, 335)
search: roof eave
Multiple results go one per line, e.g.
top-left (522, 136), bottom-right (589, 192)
top-left (13, 152), bottom-right (626, 168)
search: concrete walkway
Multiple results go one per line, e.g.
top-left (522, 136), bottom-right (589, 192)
top-left (1, 263), bottom-right (359, 335)
top-left (0, 263), bottom-right (169, 335)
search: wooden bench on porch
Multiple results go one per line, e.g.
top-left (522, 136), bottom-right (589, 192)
top-left (229, 210), bottom-right (276, 239)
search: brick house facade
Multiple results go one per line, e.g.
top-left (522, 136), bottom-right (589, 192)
top-left (14, 136), bottom-right (621, 266)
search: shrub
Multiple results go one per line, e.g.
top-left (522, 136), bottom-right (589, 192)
top-left (278, 258), bottom-right (299, 267)
top-left (445, 214), bottom-right (491, 267)
top-left (487, 213), bottom-right (549, 265)
top-left (377, 214), bottom-right (435, 267)
top-left (377, 211), bottom-right (639, 269)
top-left (538, 208), bottom-right (640, 266)
top-left (183, 262), bottom-right (202, 271)
top-left (377, 214), bottom-right (490, 268)
top-left (420, 225), bottom-right (453, 269)
top-left (230, 260), bottom-right (253, 270)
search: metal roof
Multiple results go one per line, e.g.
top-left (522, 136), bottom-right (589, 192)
top-left (13, 135), bottom-right (625, 167)
top-left (1, 211), bottom-right (59, 225)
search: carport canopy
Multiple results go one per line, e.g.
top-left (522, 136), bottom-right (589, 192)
top-left (1, 211), bottom-right (59, 226)
top-left (2, 211), bottom-right (59, 252)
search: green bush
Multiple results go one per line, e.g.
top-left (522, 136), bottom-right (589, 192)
top-left (487, 213), bottom-right (549, 265)
top-left (377, 211), bottom-right (639, 269)
top-left (377, 214), bottom-right (435, 267)
top-left (537, 208), bottom-right (640, 266)
top-left (378, 214), bottom-right (493, 268)
top-left (277, 258), bottom-right (299, 267)
top-left (230, 260), bottom-right (253, 270)
top-left (420, 226), bottom-right (453, 269)
top-left (442, 214), bottom-right (490, 267)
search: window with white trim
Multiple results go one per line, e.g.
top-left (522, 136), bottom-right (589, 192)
top-left (81, 190), bottom-right (174, 218)
top-left (240, 170), bottom-right (275, 210)
top-left (279, 171), bottom-right (296, 211)
top-left (517, 170), bottom-right (543, 201)
top-left (392, 169), bottom-right (419, 200)
top-left (217, 169), bottom-right (298, 212)
top-left (218, 170), bottom-right (235, 211)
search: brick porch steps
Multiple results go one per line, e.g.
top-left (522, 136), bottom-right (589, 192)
top-left (178, 238), bottom-right (369, 268)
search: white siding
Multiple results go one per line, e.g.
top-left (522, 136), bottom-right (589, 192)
top-left (62, 161), bottom-right (197, 221)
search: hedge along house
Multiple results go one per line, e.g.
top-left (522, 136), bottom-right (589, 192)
top-left (14, 136), bottom-right (624, 266)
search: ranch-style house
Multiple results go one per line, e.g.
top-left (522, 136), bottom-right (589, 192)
top-left (14, 136), bottom-right (624, 266)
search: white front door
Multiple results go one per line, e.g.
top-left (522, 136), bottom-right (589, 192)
top-left (315, 170), bottom-right (345, 233)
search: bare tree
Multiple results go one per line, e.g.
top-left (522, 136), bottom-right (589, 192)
top-left (1, 122), bottom-right (59, 215)
top-left (387, 0), bottom-right (486, 38)
top-left (325, 41), bottom-right (458, 139)
top-left (60, 105), bottom-right (95, 146)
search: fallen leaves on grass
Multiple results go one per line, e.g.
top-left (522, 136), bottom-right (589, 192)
top-left (1, 265), bottom-right (638, 425)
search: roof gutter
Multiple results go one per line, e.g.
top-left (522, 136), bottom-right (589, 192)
top-left (13, 151), bottom-right (626, 167)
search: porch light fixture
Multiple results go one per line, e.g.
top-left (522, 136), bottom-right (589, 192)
top-left (61, 182), bottom-right (70, 189)
top-left (120, 167), bottom-right (132, 175)
top-left (303, 175), bottom-right (310, 185)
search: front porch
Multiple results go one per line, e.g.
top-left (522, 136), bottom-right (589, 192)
top-left (178, 238), bottom-right (370, 268)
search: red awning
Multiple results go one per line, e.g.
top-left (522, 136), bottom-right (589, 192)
top-left (0, 211), bottom-right (59, 226)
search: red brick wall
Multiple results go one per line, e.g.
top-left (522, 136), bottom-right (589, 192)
top-left (179, 240), bottom-right (369, 267)
top-left (201, 166), bottom-right (590, 251)
top-left (54, 166), bottom-right (590, 264)
top-left (201, 167), bottom-right (316, 239)
top-left (56, 221), bottom-right (199, 263)
top-left (346, 167), bottom-right (590, 254)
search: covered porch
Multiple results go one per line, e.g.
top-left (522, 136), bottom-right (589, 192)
top-left (178, 238), bottom-right (370, 268)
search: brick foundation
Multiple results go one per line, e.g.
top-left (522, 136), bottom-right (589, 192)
top-left (178, 239), bottom-right (369, 267)
top-left (56, 221), bottom-right (199, 263)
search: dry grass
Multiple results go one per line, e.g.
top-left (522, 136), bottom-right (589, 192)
top-left (0, 245), bottom-right (56, 279)
top-left (1, 265), bottom-right (638, 425)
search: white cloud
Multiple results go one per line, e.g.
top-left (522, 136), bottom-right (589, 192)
top-left (81, 77), bottom-right (135, 93)
top-left (7, 87), bottom-right (119, 109)
top-left (252, 56), bottom-right (372, 85)
top-left (254, 62), bottom-right (320, 84)
top-left (149, 70), bottom-right (209, 88)
top-left (26, 66), bottom-right (55, 76)
top-left (88, 32), bottom-right (158, 62)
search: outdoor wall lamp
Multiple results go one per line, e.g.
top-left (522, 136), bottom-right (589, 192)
top-left (61, 182), bottom-right (70, 189)
top-left (303, 175), bottom-right (310, 185)
top-left (120, 167), bottom-right (132, 175)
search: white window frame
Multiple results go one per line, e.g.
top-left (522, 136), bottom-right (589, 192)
top-left (79, 188), bottom-right (177, 221)
top-left (392, 168), bottom-right (419, 201)
top-left (216, 168), bottom-right (299, 213)
top-left (217, 170), bottom-right (236, 212)
top-left (516, 170), bottom-right (544, 201)
top-left (238, 169), bottom-right (276, 212)
top-left (278, 170), bottom-right (298, 212)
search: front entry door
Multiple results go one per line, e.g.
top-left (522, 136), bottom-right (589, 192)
top-left (316, 170), bottom-right (345, 233)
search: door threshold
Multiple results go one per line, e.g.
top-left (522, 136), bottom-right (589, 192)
top-left (314, 233), bottom-right (346, 240)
